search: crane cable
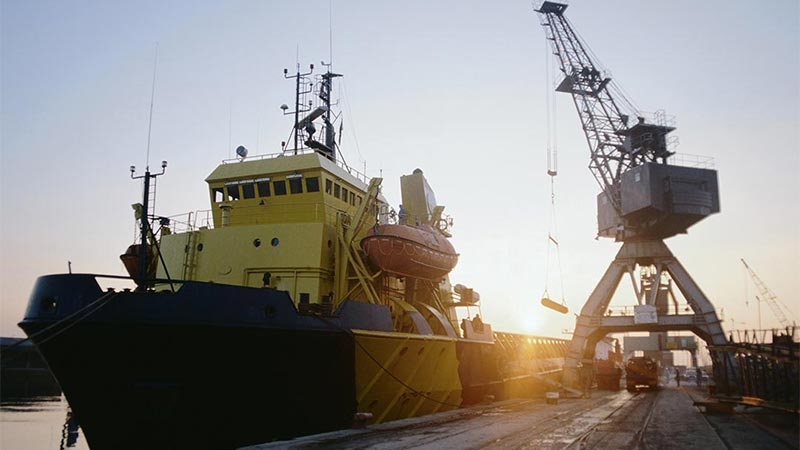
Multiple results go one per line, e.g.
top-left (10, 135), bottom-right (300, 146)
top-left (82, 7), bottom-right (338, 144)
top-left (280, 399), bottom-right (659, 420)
top-left (542, 40), bottom-right (567, 313)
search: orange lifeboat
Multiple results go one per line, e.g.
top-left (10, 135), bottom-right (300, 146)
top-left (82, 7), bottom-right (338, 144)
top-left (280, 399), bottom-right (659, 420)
top-left (119, 244), bottom-right (153, 279)
top-left (360, 224), bottom-right (458, 280)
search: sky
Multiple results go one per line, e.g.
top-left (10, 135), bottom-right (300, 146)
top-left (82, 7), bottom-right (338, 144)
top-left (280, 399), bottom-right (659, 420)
top-left (1, 1), bottom-right (798, 350)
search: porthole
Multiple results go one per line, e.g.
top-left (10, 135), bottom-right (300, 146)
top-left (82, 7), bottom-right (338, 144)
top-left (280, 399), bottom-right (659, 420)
top-left (253, 238), bottom-right (261, 247)
top-left (197, 243), bottom-right (204, 251)
top-left (271, 237), bottom-right (279, 247)
top-left (327, 239), bottom-right (332, 248)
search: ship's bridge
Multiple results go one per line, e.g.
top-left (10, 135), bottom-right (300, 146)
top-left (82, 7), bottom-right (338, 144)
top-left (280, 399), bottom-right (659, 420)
top-left (205, 151), bottom-right (370, 228)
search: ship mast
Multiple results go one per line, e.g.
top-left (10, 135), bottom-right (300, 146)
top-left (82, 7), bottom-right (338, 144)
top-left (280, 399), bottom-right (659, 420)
top-left (282, 63), bottom-right (342, 162)
top-left (319, 67), bottom-right (342, 160)
top-left (130, 161), bottom-right (166, 287)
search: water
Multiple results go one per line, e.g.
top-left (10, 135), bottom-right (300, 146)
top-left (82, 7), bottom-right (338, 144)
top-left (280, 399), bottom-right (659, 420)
top-left (0, 396), bottom-right (91, 450)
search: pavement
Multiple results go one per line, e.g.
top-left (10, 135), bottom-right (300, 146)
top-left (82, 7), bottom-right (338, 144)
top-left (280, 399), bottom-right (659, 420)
top-left (240, 383), bottom-right (799, 450)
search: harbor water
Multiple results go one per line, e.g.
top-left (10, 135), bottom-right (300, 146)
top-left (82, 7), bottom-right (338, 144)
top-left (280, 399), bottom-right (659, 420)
top-left (1, 396), bottom-right (90, 450)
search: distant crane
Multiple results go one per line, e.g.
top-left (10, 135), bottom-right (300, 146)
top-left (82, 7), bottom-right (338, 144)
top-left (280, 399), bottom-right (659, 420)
top-left (741, 258), bottom-right (794, 329)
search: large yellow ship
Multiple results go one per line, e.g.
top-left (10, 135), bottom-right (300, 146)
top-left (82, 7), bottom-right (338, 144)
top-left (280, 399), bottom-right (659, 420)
top-left (20, 66), bottom-right (568, 450)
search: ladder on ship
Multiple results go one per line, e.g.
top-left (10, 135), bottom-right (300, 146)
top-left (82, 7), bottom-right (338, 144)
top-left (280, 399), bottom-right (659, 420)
top-left (182, 228), bottom-right (199, 281)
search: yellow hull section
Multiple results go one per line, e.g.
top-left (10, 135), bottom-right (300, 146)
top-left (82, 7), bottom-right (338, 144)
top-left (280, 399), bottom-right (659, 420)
top-left (353, 330), bottom-right (462, 424)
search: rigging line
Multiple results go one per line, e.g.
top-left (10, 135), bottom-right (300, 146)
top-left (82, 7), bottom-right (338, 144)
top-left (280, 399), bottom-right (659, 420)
top-left (542, 44), bottom-right (565, 304)
top-left (743, 262), bottom-right (749, 308)
top-left (552, 199), bottom-right (565, 302)
top-left (548, 173), bottom-right (567, 305)
top-left (545, 35), bottom-right (552, 165)
top-left (340, 79), bottom-right (364, 163)
top-left (145, 43), bottom-right (159, 170)
top-left (566, 17), bottom-right (641, 116)
top-left (551, 41), bottom-right (558, 174)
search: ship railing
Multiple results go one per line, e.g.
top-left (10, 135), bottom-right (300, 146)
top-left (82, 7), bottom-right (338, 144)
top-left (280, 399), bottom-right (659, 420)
top-left (725, 326), bottom-right (797, 347)
top-left (668, 152), bottom-right (715, 169)
top-left (162, 201), bottom-right (350, 233)
top-left (604, 305), bottom-right (702, 317)
top-left (221, 147), bottom-right (371, 184)
top-left (163, 210), bottom-right (213, 234)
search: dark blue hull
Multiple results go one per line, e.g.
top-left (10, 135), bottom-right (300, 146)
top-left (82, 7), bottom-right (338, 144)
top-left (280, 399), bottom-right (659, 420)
top-left (19, 274), bottom-right (393, 450)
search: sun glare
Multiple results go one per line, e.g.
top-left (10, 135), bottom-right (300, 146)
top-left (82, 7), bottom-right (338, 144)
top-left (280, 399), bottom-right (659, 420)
top-left (521, 313), bottom-right (545, 336)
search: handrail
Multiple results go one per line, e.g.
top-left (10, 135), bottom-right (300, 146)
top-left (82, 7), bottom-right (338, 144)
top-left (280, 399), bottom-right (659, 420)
top-left (221, 147), bottom-right (371, 184)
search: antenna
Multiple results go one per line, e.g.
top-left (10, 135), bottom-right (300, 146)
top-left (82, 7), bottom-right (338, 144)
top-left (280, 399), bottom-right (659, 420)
top-left (145, 43), bottom-right (159, 170)
top-left (228, 98), bottom-right (232, 159)
top-left (328, 0), bottom-right (333, 69)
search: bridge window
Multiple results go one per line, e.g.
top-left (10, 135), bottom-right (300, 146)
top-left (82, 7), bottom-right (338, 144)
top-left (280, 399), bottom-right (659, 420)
top-left (241, 183), bottom-right (255, 199)
top-left (306, 177), bottom-right (320, 192)
top-left (325, 179), bottom-right (332, 194)
top-left (289, 178), bottom-right (303, 194)
top-left (212, 187), bottom-right (224, 202)
top-left (257, 181), bottom-right (270, 197)
top-left (333, 183), bottom-right (340, 198)
top-left (273, 180), bottom-right (287, 196)
top-left (341, 187), bottom-right (349, 202)
top-left (226, 185), bottom-right (241, 201)
top-left (350, 192), bottom-right (356, 206)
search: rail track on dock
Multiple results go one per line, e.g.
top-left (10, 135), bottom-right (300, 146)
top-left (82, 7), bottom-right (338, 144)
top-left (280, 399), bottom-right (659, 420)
top-left (558, 390), bottom-right (657, 450)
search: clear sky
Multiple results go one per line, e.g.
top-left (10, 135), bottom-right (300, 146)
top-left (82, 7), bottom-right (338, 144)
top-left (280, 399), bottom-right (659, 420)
top-left (2, 1), bottom-right (798, 344)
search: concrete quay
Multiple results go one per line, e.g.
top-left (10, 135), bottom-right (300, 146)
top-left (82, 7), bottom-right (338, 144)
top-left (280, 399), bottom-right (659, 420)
top-left (241, 385), bottom-right (798, 450)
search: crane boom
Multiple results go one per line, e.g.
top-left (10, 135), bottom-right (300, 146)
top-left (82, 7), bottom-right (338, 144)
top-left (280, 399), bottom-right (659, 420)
top-left (535, 2), bottom-right (675, 217)
top-left (741, 259), bottom-right (791, 328)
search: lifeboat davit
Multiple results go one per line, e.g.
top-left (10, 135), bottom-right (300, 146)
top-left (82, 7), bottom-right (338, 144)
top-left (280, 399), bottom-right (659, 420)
top-left (360, 224), bottom-right (458, 280)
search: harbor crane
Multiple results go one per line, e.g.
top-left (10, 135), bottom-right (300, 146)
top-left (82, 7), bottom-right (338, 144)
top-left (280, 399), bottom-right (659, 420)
top-left (534, 1), bottom-right (728, 389)
top-left (741, 259), bottom-right (794, 329)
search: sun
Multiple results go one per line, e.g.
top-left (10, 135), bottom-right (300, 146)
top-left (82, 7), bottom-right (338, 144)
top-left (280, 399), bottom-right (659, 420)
top-left (521, 313), bottom-right (545, 335)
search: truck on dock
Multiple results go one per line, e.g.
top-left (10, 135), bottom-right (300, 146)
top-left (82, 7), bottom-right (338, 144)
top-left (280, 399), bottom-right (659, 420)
top-left (625, 356), bottom-right (659, 392)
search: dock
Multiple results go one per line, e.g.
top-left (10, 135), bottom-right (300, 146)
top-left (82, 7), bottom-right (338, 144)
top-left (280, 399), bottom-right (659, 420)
top-left (241, 385), bottom-right (798, 450)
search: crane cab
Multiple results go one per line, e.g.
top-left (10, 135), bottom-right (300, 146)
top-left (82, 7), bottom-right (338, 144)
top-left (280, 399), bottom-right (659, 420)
top-left (598, 162), bottom-right (720, 241)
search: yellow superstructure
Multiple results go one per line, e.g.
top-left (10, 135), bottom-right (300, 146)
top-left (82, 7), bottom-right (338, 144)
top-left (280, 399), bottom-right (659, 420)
top-left (156, 151), bottom-right (374, 307)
